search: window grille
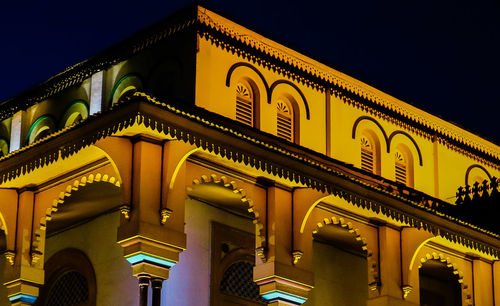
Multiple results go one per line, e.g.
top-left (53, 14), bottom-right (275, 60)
top-left (360, 136), bottom-right (374, 173)
top-left (235, 83), bottom-right (253, 126)
top-left (46, 271), bottom-right (89, 306)
top-left (220, 261), bottom-right (265, 303)
top-left (395, 151), bottom-right (407, 184)
top-left (277, 100), bottom-right (293, 141)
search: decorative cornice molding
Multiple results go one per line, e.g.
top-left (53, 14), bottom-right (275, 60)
top-left (1, 91), bottom-right (499, 258)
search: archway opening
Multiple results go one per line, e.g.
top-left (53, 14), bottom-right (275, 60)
top-left (419, 259), bottom-right (462, 306)
top-left (306, 223), bottom-right (368, 306)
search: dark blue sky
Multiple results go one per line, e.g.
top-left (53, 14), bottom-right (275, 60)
top-left (2, 0), bottom-right (499, 143)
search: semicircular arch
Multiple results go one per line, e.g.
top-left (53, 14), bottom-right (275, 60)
top-left (26, 115), bottom-right (57, 145)
top-left (187, 174), bottom-right (266, 255)
top-left (351, 116), bottom-right (389, 148)
top-left (269, 80), bottom-right (310, 119)
top-left (60, 100), bottom-right (89, 128)
top-left (311, 215), bottom-right (379, 291)
top-left (388, 131), bottom-right (423, 166)
top-left (465, 164), bottom-right (492, 185)
top-left (226, 62), bottom-right (270, 102)
top-left (33, 172), bottom-right (122, 256)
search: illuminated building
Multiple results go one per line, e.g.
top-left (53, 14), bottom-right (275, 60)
top-left (0, 5), bottom-right (499, 306)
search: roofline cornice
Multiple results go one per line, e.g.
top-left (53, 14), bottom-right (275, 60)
top-left (1, 91), bottom-right (499, 258)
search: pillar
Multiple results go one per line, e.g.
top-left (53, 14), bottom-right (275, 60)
top-left (3, 189), bottom-right (44, 305)
top-left (368, 226), bottom-right (418, 306)
top-left (494, 261), bottom-right (500, 306)
top-left (116, 138), bottom-right (187, 304)
top-left (472, 258), bottom-right (493, 306)
top-left (254, 186), bottom-right (313, 305)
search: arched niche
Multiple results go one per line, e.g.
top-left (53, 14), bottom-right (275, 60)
top-left (146, 57), bottom-right (183, 102)
top-left (59, 100), bottom-right (89, 128)
top-left (26, 115), bottom-right (56, 145)
top-left (109, 73), bottom-right (144, 106)
top-left (0, 138), bottom-right (8, 157)
top-left (272, 91), bottom-right (300, 144)
top-left (359, 129), bottom-right (382, 175)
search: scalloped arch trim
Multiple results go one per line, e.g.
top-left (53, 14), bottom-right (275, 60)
top-left (189, 174), bottom-right (265, 250)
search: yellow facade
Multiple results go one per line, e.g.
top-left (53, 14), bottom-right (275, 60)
top-left (0, 5), bottom-right (499, 306)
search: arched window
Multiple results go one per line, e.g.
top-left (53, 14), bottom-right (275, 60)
top-left (38, 248), bottom-right (96, 306)
top-left (26, 116), bottom-right (56, 145)
top-left (0, 138), bottom-right (8, 157)
top-left (360, 136), bottom-right (374, 173)
top-left (276, 99), bottom-right (293, 142)
top-left (395, 150), bottom-right (407, 184)
top-left (394, 144), bottom-right (414, 187)
top-left (235, 82), bottom-right (254, 126)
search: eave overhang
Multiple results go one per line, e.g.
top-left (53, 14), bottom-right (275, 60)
top-left (0, 5), bottom-right (498, 167)
top-left (1, 92), bottom-right (499, 258)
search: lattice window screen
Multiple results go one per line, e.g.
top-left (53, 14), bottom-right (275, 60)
top-left (46, 271), bottom-right (89, 306)
top-left (220, 261), bottom-right (266, 303)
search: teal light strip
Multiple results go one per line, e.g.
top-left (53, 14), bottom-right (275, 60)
top-left (262, 291), bottom-right (306, 305)
top-left (125, 253), bottom-right (176, 268)
top-left (9, 293), bottom-right (37, 303)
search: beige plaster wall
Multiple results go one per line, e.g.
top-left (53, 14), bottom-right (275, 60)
top-left (44, 211), bottom-right (138, 306)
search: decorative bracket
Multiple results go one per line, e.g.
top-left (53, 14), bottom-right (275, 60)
top-left (402, 285), bottom-right (413, 299)
top-left (368, 281), bottom-right (380, 292)
top-left (120, 205), bottom-right (131, 220)
top-left (292, 250), bottom-right (303, 265)
top-left (160, 208), bottom-right (173, 225)
top-left (31, 250), bottom-right (42, 265)
top-left (5, 251), bottom-right (15, 265)
top-left (256, 246), bottom-right (267, 263)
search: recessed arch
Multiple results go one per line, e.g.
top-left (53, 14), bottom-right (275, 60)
top-left (0, 138), bottom-right (8, 157)
top-left (26, 115), bottom-right (56, 145)
top-left (226, 62), bottom-right (270, 102)
top-left (416, 252), bottom-right (472, 306)
top-left (60, 100), bottom-right (89, 128)
top-left (351, 116), bottom-right (389, 147)
top-left (187, 174), bottom-right (265, 254)
top-left (311, 215), bottom-right (379, 293)
top-left (388, 131), bottom-right (423, 166)
top-left (269, 80), bottom-right (310, 119)
top-left (465, 164), bottom-right (492, 185)
top-left (33, 172), bottom-right (122, 255)
top-left (109, 73), bottom-right (144, 106)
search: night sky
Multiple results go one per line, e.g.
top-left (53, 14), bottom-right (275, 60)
top-left (2, 0), bottom-right (499, 143)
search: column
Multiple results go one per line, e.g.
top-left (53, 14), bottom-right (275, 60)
top-left (254, 186), bottom-right (313, 305)
top-left (9, 111), bottom-right (23, 153)
top-left (151, 278), bottom-right (163, 306)
top-left (138, 274), bottom-right (150, 306)
top-left (472, 258), bottom-right (493, 306)
top-left (368, 226), bottom-right (418, 306)
top-left (3, 189), bottom-right (44, 305)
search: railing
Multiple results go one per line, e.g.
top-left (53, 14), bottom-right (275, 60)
top-left (452, 178), bottom-right (500, 232)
